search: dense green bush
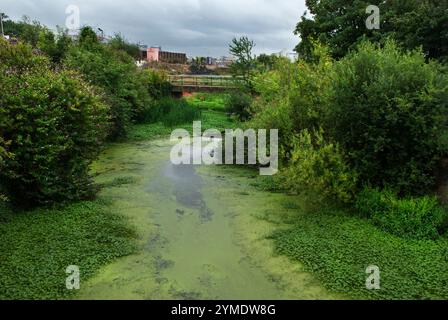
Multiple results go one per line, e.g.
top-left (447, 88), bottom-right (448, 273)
top-left (141, 69), bottom-right (172, 100)
top-left (225, 92), bottom-right (252, 121)
top-left (0, 138), bottom-right (13, 202)
top-left (133, 69), bottom-right (172, 123)
top-left (281, 129), bottom-right (357, 203)
top-left (0, 39), bottom-right (109, 206)
top-left (108, 33), bottom-right (141, 60)
top-left (64, 27), bottom-right (154, 139)
top-left (251, 41), bottom-right (448, 197)
top-left (356, 188), bottom-right (447, 239)
top-left (37, 28), bottom-right (72, 64)
top-left (328, 41), bottom-right (448, 195)
top-left (250, 48), bottom-right (333, 159)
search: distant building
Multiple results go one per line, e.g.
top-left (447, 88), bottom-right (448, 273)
top-left (205, 56), bottom-right (217, 65)
top-left (146, 46), bottom-right (187, 64)
top-left (216, 56), bottom-right (236, 68)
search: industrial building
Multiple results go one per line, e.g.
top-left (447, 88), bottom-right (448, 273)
top-left (145, 46), bottom-right (187, 64)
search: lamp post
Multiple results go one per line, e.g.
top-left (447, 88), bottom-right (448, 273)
top-left (0, 13), bottom-right (4, 38)
top-left (97, 27), bottom-right (104, 41)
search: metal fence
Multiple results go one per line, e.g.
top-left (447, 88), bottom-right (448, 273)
top-left (168, 75), bottom-right (243, 89)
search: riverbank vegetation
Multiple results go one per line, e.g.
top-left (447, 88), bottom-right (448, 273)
top-left (1, 2), bottom-right (448, 300)
top-left (0, 18), bottom-right (179, 299)
top-left (226, 1), bottom-right (448, 299)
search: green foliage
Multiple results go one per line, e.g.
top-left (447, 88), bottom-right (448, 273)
top-left (144, 98), bottom-right (201, 127)
top-left (2, 15), bottom-right (44, 47)
top-left (128, 110), bottom-right (236, 141)
top-left (199, 110), bottom-right (239, 132)
top-left (0, 200), bottom-right (137, 299)
top-left (249, 45), bottom-right (333, 157)
top-left (0, 39), bottom-right (109, 206)
top-left (78, 26), bottom-right (99, 48)
top-left (184, 93), bottom-right (229, 111)
top-left (140, 69), bottom-right (172, 100)
top-left (295, 0), bottom-right (448, 61)
top-left (37, 28), bottom-right (72, 64)
top-left (190, 57), bottom-right (209, 74)
top-left (0, 138), bottom-right (13, 202)
top-left (225, 92), bottom-right (252, 121)
top-left (281, 129), bottom-right (357, 203)
top-left (252, 41), bottom-right (448, 197)
top-left (271, 208), bottom-right (448, 299)
top-left (255, 53), bottom-right (282, 72)
top-left (229, 36), bottom-right (256, 89)
top-left (64, 29), bottom-right (154, 139)
top-left (356, 188), bottom-right (447, 240)
top-left (127, 122), bottom-right (174, 142)
top-left (0, 37), bottom-right (49, 71)
top-left (108, 33), bottom-right (141, 60)
top-left (328, 41), bottom-right (448, 195)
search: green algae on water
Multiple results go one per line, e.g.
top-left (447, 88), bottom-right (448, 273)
top-left (78, 139), bottom-right (336, 299)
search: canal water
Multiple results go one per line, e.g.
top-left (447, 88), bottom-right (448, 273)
top-left (77, 139), bottom-right (334, 299)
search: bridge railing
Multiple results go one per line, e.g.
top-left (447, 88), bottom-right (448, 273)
top-left (168, 75), bottom-right (243, 89)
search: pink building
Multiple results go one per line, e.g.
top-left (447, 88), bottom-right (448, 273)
top-left (147, 47), bottom-right (160, 62)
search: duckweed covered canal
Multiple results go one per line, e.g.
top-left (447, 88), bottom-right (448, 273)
top-left (78, 138), bottom-right (335, 299)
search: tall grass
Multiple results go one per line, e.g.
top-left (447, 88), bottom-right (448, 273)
top-left (184, 92), bottom-right (229, 111)
top-left (140, 97), bottom-right (201, 127)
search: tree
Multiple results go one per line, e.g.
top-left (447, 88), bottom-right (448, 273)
top-left (65, 27), bottom-right (153, 139)
top-left (79, 26), bottom-right (99, 48)
top-left (189, 56), bottom-right (208, 74)
top-left (18, 16), bottom-right (44, 46)
top-left (255, 53), bottom-right (279, 72)
top-left (37, 28), bottom-right (72, 64)
top-left (0, 38), bottom-right (109, 205)
top-left (294, 0), bottom-right (448, 62)
top-left (326, 41), bottom-right (448, 195)
top-left (229, 36), bottom-right (256, 89)
top-left (109, 33), bottom-right (141, 60)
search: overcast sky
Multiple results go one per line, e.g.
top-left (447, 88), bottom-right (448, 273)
top-left (1, 0), bottom-right (306, 57)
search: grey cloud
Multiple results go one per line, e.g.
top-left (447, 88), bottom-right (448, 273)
top-left (1, 0), bottom-right (305, 56)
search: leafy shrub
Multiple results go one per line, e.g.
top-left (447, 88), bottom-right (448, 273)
top-left (64, 27), bottom-right (153, 139)
top-left (108, 33), bottom-right (141, 60)
top-left (249, 49), bottom-right (333, 160)
top-left (225, 92), bottom-right (252, 121)
top-left (141, 69), bottom-right (172, 100)
top-left (281, 129), bottom-right (357, 203)
top-left (327, 41), bottom-right (448, 195)
top-left (250, 41), bottom-right (448, 198)
top-left (0, 39), bottom-right (109, 206)
top-left (133, 69), bottom-right (172, 123)
top-left (356, 188), bottom-right (447, 239)
top-left (37, 28), bottom-right (72, 64)
top-left (0, 137), bottom-right (13, 202)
